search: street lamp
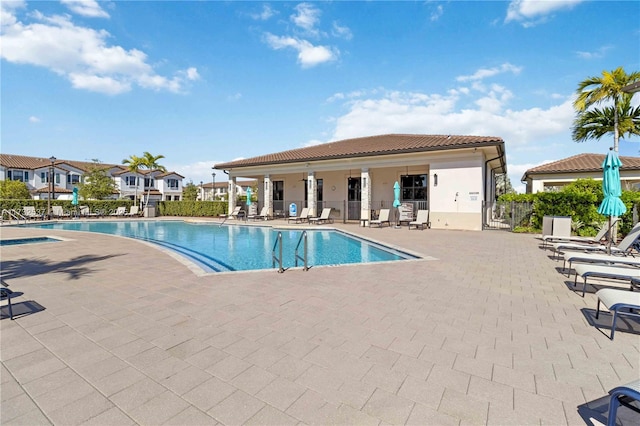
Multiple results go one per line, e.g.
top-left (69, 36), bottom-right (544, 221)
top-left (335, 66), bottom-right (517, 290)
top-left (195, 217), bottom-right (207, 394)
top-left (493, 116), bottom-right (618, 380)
top-left (200, 181), bottom-right (203, 201)
top-left (48, 156), bottom-right (56, 219)
top-left (211, 171), bottom-right (216, 201)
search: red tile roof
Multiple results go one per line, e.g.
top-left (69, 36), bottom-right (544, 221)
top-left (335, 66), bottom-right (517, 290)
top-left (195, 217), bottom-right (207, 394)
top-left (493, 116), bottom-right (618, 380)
top-left (214, 134), bottom-right (504, 169)
top-left (522, 153), bottom-right (640, 180)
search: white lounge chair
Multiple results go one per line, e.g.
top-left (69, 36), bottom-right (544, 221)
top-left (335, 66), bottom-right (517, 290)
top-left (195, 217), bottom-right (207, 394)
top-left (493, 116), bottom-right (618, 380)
top-left (563, 251), bottom-right (640, 276)
top-left (125, 206), bottom-right (141, 217)
top-left (607, 380), bottom-right (640, 426)
top-left (540, 216), bottom-right (572, 243)
top-left (408, 210), bottom-right (430, 230)
top-left (23, 206), bottom-right (44, 220)
top-left (542, 218), bottom-right (617, 249)
top-left (309, 208), bottom-right (333, 225)
top-left (51, 206), bottom-right (70, 219)
top-left (573, 263), bottom-right (640, 297)
top-left (595, 289), bottom-right (640, 340)
top-left (288, 207), bottom-right (309, 223)
top-left (109, 206), bottom-right (127, 217)
top-left (551, 222), bottom-right (640, 260)
top-left (248, 206), bottom-right (269, 221)
top-left (79, 206), bottom-right (100, 218)
top-left (369, 209), bottom-right (391, 227)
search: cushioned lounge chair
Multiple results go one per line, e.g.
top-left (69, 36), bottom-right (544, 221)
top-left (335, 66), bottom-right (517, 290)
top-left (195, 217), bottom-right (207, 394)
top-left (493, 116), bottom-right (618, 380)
top-left (563, 252), bottom-right (640, 276)
top-left (573, 263), bottom-right (640, 297)
top-left (23, 206), bottom-right (44, 220)
top-left (369, 209), bottom-right (390, 227)
top-left (408, 210), bottom-right (430, 230)
top-left (79, 206), bottom-right (100, 218)
top-left (125, 206), bottom-right (141, 217)
top-left (288, 207), bottom-right (309, 223)
top-left (551, 222), bottom-right (640, 260)
top-left (109, 206), bottom-right (127, 217)
top-left (542, 218), bottom-right (617, 249)
top-left (248, 206), bottom-right (269, 221)
top-left (595, 289), bottom-right (640, 340)
top-left (51, 206), bottom-right (70, 219)
top-left (309, 208), bottom-right (333, 225)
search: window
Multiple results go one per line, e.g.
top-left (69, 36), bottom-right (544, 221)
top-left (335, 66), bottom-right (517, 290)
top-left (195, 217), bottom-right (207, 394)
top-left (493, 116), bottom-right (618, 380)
top-left (125, 176), bottom-right (137, 186)
top-left (41, 171), bottom-right (52, 183)
top-left (304, 178), bottom-right (323, 204)
top-left (8, 170), bottom-right (28, 182)
top-left (67, 174), bottom-right (80, 184)
top-left (400, 174), bottom-right (428, 201)
top-left (167, 178), bottom-right (179, 189)
top-left (144, 178), bottom-right (154, 188)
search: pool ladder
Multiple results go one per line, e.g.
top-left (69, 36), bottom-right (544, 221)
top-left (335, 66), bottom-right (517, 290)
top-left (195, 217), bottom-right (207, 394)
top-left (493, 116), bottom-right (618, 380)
top-left (1, 209), bottom-right (27, 224)
top-left (272, 231), bottom-right (309, 273)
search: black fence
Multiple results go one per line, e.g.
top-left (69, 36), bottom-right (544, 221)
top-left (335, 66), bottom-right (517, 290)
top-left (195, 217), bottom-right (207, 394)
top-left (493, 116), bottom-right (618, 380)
top-left (483, 201), bottom-right (534, 231)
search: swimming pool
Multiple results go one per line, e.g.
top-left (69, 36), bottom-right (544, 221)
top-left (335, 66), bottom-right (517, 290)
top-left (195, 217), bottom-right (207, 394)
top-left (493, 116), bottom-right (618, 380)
top-left (24, 221), bottom-right (418, 273)
top-left (0, 236), bottom-right (61, 246)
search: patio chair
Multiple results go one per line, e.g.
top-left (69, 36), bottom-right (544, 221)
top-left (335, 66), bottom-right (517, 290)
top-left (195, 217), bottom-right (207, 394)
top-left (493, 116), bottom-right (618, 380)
top-left (79, 206), bottom-right (100, 218)
top-left (408, 210), bottom-right (430, 230)
top-left (573, 263), bottom-right (640, 297)
top-left (125, 206), bottom-right (141, 217)
top-left (0, 282), bottom-right (14, 320)
top-left (51, 206), bottom-right (70, 219)
top-left (309, 208), bottom-right (333, 225)
top-left (563, 251), bottom-right (640, 277)
top-left (595, 289), bottom-right (640, 340)
top-left (542, 218), bottom-right (618, 249)
top-left (109, 206), bottom-right (127, 217)
top-left (606, 380), bottom-right (640, 426)
top-left (550, 221), bottom-right (640, 260)
top-left (369, 208), bottom-right (390, 227)
top-left (248, 206), bottom-right (269, 221)
top-left (288, 207), bottom-right (309, 224)
top-left (23, 206), bottom-right (44, 220)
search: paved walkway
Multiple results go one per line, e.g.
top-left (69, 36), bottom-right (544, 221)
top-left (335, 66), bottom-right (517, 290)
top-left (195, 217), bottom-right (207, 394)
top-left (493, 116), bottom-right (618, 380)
top-left (1, 219), bottom-right (638, 425)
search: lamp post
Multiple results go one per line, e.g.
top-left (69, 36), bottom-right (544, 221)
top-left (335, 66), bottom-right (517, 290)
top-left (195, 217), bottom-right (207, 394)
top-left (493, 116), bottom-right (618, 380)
top-left (200, 181), bottom-right (203, 201)
top-left (211, 171), bottom-right (216, 201)
top-left (48, 156), bottom-right (56, 219)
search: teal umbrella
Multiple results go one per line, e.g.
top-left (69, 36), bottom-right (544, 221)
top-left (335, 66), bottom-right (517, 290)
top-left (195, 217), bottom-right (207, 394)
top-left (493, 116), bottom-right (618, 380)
top-left (393, 181), bottom-right (401, 208)
top-left (246, 186), bottom-right (252, 206)
top-left (598, 149), bottom-right (626, 253)
top-left (72, 187), bottom-right (79, 206)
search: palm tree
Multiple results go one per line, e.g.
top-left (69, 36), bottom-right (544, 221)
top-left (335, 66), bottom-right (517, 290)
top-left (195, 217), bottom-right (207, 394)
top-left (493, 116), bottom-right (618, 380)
top-left (573, 67), bottom-right (640, 151)
top-left (122, 154), bottom-right (143, 204)
top-left (140, 152), bottom-right (166, 208)
top-left (572, 96), bottom-right (640, 142)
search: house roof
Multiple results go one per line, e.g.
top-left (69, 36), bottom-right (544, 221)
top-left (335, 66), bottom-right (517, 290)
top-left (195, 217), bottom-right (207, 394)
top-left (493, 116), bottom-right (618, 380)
top-left (521, 153), bottom-right (640, 181)
top-left (214, 134), bottom-right (505, 169)
top-left (0, 154), bottom-right (120, 172)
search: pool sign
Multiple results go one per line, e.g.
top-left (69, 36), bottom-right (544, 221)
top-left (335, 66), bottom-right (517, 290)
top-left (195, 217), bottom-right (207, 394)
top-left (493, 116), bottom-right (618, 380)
top-left (289, 203), bottom-right (297, 217)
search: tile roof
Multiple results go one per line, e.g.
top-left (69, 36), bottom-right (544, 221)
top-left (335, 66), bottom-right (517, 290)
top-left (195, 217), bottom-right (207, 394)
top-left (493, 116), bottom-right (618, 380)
top-left (214, 134), bottom-right (504, 169)
top-left (523, 153), bottom-right (640, 179)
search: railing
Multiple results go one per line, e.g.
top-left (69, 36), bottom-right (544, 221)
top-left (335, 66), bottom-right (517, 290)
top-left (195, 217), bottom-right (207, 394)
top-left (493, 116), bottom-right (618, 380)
top-left (1, 209), bottom-right (27, 224)
top-left (272, 231), bottom-right (284, 273)
top-left (294, 231), bottom-right (309, 271)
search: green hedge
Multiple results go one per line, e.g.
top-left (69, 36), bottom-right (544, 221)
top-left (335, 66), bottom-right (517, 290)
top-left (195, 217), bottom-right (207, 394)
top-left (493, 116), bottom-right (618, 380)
top-left (158, 201), bottom-right (228, 217)
top-left (0, 199), bottom-right (133, 215)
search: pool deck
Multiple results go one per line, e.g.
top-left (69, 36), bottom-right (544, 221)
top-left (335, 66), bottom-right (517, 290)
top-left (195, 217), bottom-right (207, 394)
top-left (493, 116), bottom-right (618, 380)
top-left (1, 218), bottom-right (638, 425)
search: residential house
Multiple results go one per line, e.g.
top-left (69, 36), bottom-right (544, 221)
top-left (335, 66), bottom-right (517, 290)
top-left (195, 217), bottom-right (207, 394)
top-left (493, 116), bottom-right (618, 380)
top-left (199, 180), bottom-right (257, 201)
top-left (214, 134), bottom-right (506, 230)
top-left (521, 153), bottom-right (640, 193)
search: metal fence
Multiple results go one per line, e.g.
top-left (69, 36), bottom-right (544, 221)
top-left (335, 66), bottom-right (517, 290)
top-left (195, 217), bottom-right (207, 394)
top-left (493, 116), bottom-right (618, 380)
top-left (483, 201), bottom-right (534, 231)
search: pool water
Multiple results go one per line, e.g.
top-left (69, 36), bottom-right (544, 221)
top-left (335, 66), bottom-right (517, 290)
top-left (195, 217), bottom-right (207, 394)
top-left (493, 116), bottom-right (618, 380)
top-left (24, 221), bottom-right (417, 272)
top-left (0, 237), bottom-right (60, 246)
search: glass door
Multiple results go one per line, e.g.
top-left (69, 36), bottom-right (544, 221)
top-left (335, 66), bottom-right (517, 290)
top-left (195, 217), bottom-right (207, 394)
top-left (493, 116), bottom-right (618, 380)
top-left (347, 177), bottom-right (361, 220)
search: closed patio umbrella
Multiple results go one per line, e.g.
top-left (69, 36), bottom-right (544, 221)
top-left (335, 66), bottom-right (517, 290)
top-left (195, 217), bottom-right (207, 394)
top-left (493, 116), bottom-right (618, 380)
top-left (72, 187), bottom-right (79, 206)
top-left (246, 186), bottom-right (252, 206)
top-left (393, 181), bottom-right (401, 227)
top-left (598, 148), bottom-right (627, 253)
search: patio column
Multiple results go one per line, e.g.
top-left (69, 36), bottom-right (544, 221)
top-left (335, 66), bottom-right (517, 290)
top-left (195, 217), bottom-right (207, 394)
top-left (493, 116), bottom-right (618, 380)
top-left (263, 175), bottom-right (273, 217)
top-left (307, 171), bottom-right (317, 217)
top-left (228, 177), bottom-right (237, 215)
top-left (361, 168), bottom-right (371, 221)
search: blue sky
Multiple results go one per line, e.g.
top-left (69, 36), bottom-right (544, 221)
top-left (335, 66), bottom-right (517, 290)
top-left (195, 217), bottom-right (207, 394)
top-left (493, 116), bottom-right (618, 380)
top-left (2, 0), bottom-right (639, 193)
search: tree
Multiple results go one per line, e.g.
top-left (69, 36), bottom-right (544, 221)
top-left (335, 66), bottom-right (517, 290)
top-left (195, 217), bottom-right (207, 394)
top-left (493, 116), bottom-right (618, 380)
top-left (122, 154), bottom-right (143, 204)
top-left (183, 182), bottom-right (199, 201)
top-left (78, 161), bottom-right (117, 200)
top-left (0, 180), bottom-right (30, 199)
top-left (495, 173), bottom-right (515, 197)
top-left (573, 67), bottom-right (640, 151)
top-left (139, 152), bottom-right (166, 208)
top-left (572, 96), bottom-right (640, 143)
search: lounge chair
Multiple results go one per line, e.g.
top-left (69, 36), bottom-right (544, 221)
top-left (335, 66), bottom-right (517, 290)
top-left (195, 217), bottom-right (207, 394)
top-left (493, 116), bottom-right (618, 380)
top-left (563, 252), bottom-right (640, 276)
top-left (248, 206), bottom-right (269, 221)
top-left (51, 206), bottom-right (70, 219)
top-left (79, 206), bottom-right (100, 218)
top-left (551, 221), bottom-right (640, 260)
top-left (573, 263), bottom-right (640, 297)
top-left (606, 380), bottom-right (640, 426)
top-left (109, 206), bottom-right (127, 217)
top-left (542, 218), bottom-right (617, 249)
top-left (125, 206), bottom-right (141, 217)
top-left (595, 289), bottom-right (640, 340)
top-left (540, 216), bottom-right (572, 243)
top-left (369, 209), bottom-right (390, 227)
top-left (288, 207), bottom-right (309, 223)
top-left (23, 206), bottom-right (44, 220)
top-left (408, 210), bottom-right (430, 230)
top-left (1, 281), bottom-right (14, 320)
top-left (309, 208), bottom-right (333, 225)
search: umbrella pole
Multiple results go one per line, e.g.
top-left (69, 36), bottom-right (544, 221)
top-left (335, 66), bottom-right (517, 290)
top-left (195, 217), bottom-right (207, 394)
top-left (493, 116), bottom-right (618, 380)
top-left (607, 216), bottom-right (612, 255)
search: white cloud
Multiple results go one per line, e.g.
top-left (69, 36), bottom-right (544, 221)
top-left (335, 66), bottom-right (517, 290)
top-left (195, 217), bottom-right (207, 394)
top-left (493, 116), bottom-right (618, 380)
top-left (0, 3), bottom-right (198, 95)
top-left (29, 115), bottom-right (40, 123)
top-left (456, 63), bottom-right (522, 82)
top-left (291, 3), bottom-right (321, 35)
top-left (431, 4), bottom-right (443, 22)
top-left (505, 0), bottom-right (583, 27)
top-left (332, 21), bottom-right (352, 40)
top-left (61, 0), bottom-right (109, 19)
top-left (576, 45), bottom-right (613, 60)
top-left (250, 4), bottom-right (275, 21)
top-left (263, 33), bottom-right (337, 68)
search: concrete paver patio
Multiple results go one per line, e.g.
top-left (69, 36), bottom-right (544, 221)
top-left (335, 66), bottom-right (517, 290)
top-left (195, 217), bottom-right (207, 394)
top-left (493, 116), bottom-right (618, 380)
top-left (1, 219), bottom-right (638, 425)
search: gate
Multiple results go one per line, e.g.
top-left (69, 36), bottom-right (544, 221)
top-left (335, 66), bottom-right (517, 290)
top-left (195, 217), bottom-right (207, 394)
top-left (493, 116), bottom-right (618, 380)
top-left (483, 201), bottom-right (534, 231)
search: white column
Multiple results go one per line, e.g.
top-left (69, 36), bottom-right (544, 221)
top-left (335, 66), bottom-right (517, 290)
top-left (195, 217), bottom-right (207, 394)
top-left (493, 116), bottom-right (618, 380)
top-left (307, 171), bottom-right (317, 217)
top-left (228, 177), bottom-right (237, 215)
top-left (361, 168), bottom-right (371, 220)
top-left (263, 175), bottom-right (273, 217)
